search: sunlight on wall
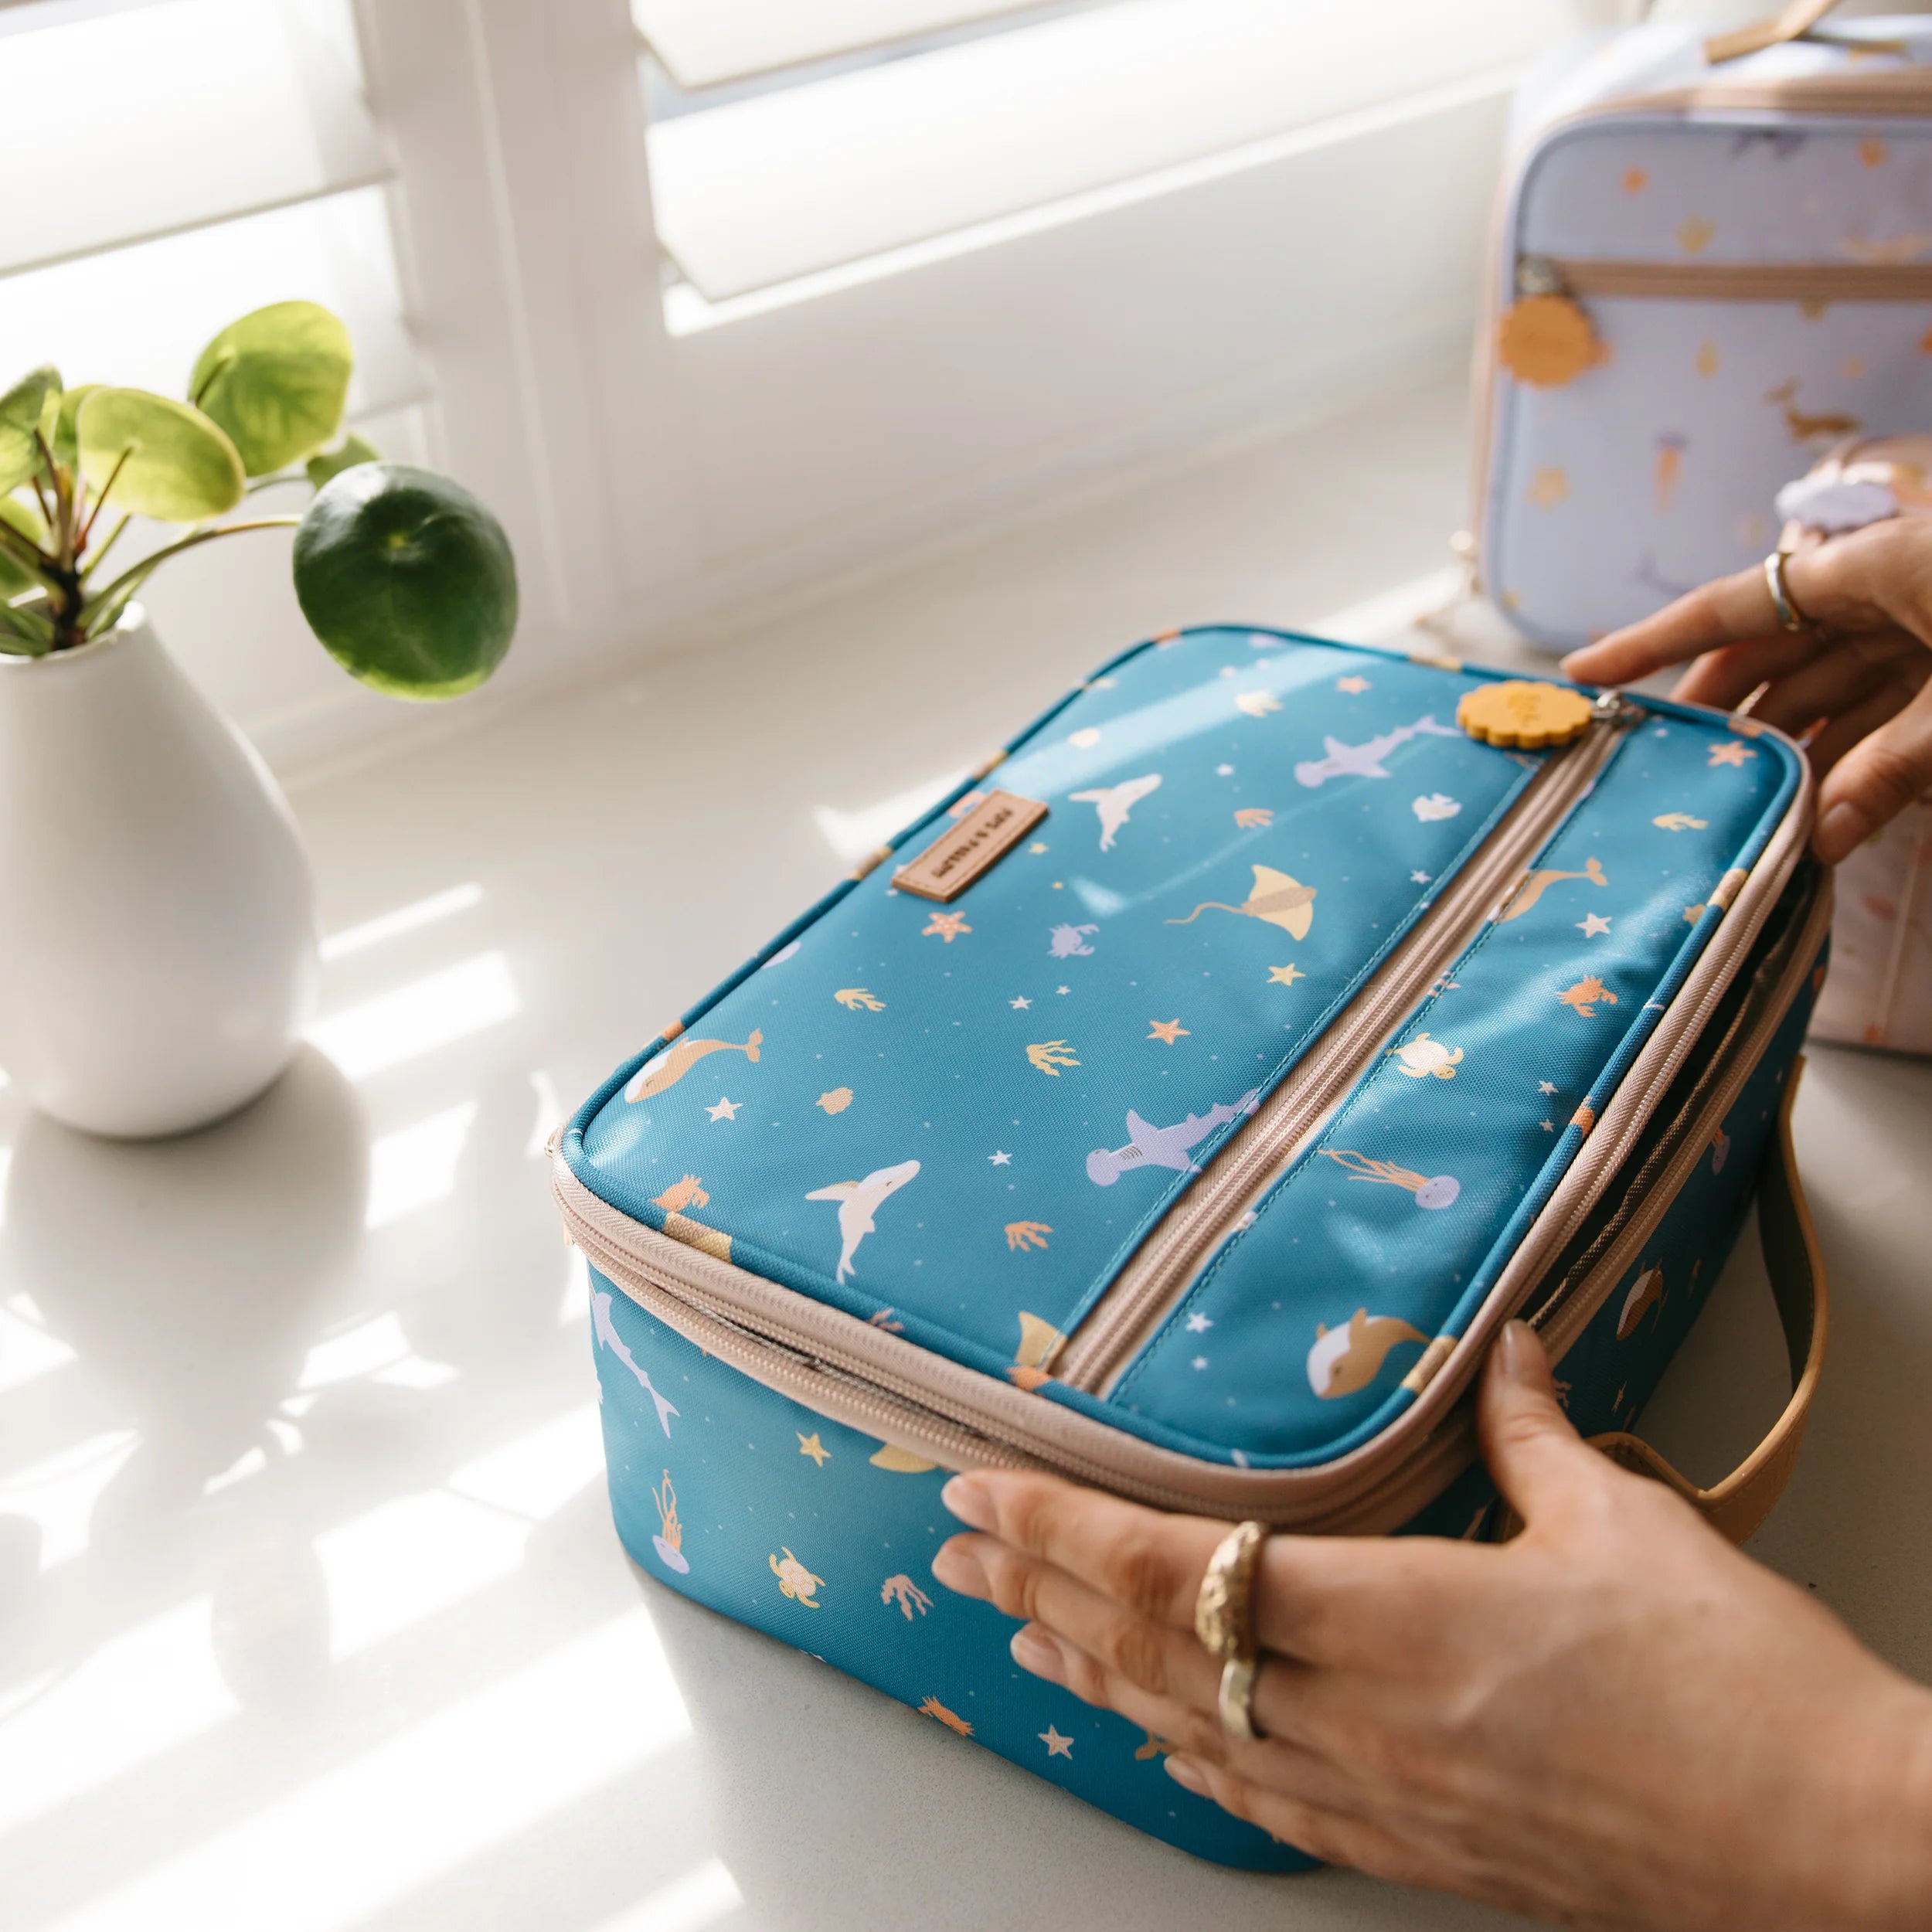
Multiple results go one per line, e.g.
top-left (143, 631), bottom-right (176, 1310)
top-left (39, 1608), bottom-right (692, 1932)
top-left (307, 952), bottom-right (521, 1081)
top-left (0, 1597), bottom-right (239, 1839)
top-left (0, 1291), bottom-right (76, 1394)
top-left (448, 1403), bottom-right (604, 1521)
top-left (1, 1428), bottom-right (139, 1570)
top-left (588, 1858), bottom-right (746, 1932)
top-left (319, 883), bottom-right (484, 962)
top-left (364, 1101), bottom-right (479, 1230)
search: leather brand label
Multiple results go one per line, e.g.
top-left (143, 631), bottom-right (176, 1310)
top-left (892, 790), bottom-right (1047, 902)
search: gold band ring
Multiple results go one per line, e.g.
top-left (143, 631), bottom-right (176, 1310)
top-left (1196, 1519), bottom-right (1268, 1740)
top-left (1764, 549), bottom-right (1822, 637)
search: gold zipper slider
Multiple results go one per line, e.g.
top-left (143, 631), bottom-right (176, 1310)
top-left (1515, 253), bottom-right (1566, 298)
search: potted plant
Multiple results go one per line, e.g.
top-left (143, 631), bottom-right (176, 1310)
top-left (0, 301), bottom-right (518, 1138)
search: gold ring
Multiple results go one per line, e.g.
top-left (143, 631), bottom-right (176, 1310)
top-left (1195, 1520), bottom-right (1266, 1660)
top-left (1764, 549), bottom-right (1821, 637)
top-left (1218, 1654), bottom-right (1264, 1741)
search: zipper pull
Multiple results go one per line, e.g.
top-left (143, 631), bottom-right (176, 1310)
top-left (1515, 254), bottom-right (1566, 298)
top-left (1591, 689), bottom-right (1643, 730)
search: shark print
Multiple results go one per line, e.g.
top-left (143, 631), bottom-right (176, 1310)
top-left (1294, 713), bottom-right (1460, 787)
top-left (1308, 1309), bottom-right (1428, 1398)
top-left (590, 1287), bottom-right (680, 1435)
top-left (1087, 1089), bottom-right (1260, 1185)
top-left (627, 1029), bottom-right (763, 1103)
top-left (807, 1160), bottom-right (921, 1284)
top-left (1168, 865), bottom-right (1316, 940)
top-left (1067, 774), bottom-right (1162, 852)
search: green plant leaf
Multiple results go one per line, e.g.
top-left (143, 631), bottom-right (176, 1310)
top-left (53, 383), bottom-right (98, 471)
top-left (78, 388), bottom-right (245, 522)
top-left (191, 301), bottom-right (352, 476)
top-left (293, 464), bottom-right (516, 699)
top-left (0, 494), bottom-right (49, 597)
top-left (304, 430), bottom-right (380, 491)
top-left (0, 365), bottom-right (60, 493)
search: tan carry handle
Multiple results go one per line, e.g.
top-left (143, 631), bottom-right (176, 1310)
top-left (1706, 0), bottom-right (1839, 64)
top-left (1498, 1056), bottom-right (1827, 1546)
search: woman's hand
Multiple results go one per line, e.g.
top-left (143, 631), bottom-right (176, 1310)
top-left (1562, 519), bottom-right (1932, 866)
top-left (930, 1324), bottom-right (1932, 1931)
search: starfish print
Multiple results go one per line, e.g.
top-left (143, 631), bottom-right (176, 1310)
top-left (1539, 1080), bottom-right (1558, 1094)
top-left (1267, 964), bottom-right (1305, 987)
top-left (1411, 870), bottom-right (1432, 883)
top-left (1148, 1018), bottom-right (1189, 1044)
top-left (1040, 1726), bottom-right (1074, 1758)
top-left (1056, 985), bottom-right (1071, 995)
top-left (1578, 913), bottom-right (1612, 937)
top-left (1708, 740), bottom-right (1755, 768)
top-left (923, 911), bottom-right (971, 942)
top-left (706, 1097), bottom-right (740, 1121)
top-left (1191, 1355), bottom-right (1209, 1370)
top-left (1010, 995), bottom-right (1031, 1009)
top-left (1185, 1312), bottom-right (1213, 1333)
top-left (1337, 675), bottom-right (1371, 693)
top-left (1541, 1120), bottom-right (1555, 1131)
top-left (989, 1150), bottom-right (1011, 1165)
top-left (798, 1432), bottom-right (832, 1466)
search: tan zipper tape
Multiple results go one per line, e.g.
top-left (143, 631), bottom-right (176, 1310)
top-left (1542, 258), bottom-right (1932, 302)
top-left (556, 725), bottom-right (1811, 1527)
top-left (1057, 703), bottom-right (1634, 1393)
top-left (1469, 64), bottom-right (1932, 576)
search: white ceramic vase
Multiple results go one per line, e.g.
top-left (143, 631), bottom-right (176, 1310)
top-left (0, 607), bottom-right (318, 1138)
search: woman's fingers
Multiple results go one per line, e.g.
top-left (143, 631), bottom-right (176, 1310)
top-left (1563, 562), bottom-right (1787, 685)
top-left (1746, 629), bottom-right (1923, 737)
top-left (1812, 670), bottom-right (1932, 862)
top-left (1670, 630), bottom-right (1826, 712)
top-left (1476, 1321), bottom-right (1613, 1535)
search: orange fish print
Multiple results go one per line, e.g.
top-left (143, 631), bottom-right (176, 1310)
top-left (1558, 975), bottom-right (1617, 1018)
top-left (1655, 434), bottom-right (1686, 512)
top-left (626, 1029), bottom-right (763, 1102)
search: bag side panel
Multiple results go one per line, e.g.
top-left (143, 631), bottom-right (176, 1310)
top-left (587, 1269), bottom-right (1313, 1871)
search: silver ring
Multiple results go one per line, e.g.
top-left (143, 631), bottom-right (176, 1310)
top-left (1218, 1653), bottom-right (1264, 1741)
top-left (1764, 549), bottom-right (1821, 637)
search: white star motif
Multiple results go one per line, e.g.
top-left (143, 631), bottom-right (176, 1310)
top-left (1539, 1081), bottom-right (1558, 1094)
top-left (1056, 985), bottom-right (1070, 995)
top-left (1192, 1355), bottom-right (1209, 1370)
top-left (1216, 764), bottom-right (1234, 776)
top-left (1185, 1313), bottom-right (1213, 1333)
top-left (989, 1151), bottom-right (1011, 1165)
top-left (1039, 1726), bottom-right (1074, 1758)
top-left (1411, 870), bottom-right (1432, 883)
top-left (706, 1097), bottom-right (740, 1121)
top-left (1540, 1120), bottom-right (1555, 1132)
top-left (1577, 913), bottom-right (1612, 937)
top-left (1010, 995), bottom-right (1031, 1009)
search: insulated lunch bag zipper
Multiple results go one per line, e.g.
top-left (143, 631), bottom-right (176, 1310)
top-left (1053, 691), bottom-right (1638, 1394)
top-left (1515, 253), bottom-right (1932, 305)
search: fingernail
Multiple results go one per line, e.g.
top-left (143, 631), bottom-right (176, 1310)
top-left (1165, 1755), bottom-right (1209, 1796)
top-left (940, 1475), bottom-right (993, 1531)
top-left (1010, 1623), bottom-right (1066, 1680)
top-left (930, 1539), bottom-right (987, 1597)
top-left (1816, 801), bottom-right (1868, 865)
top-left (1499, 1319), bottom-right (1543, 1379)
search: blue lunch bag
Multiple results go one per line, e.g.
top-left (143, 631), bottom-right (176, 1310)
top-left (553, 626), bottom-right (1830, 1871)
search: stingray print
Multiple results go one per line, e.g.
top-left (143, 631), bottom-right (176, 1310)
top-left (1068, 774), bottom-right (1162, 852)
top-left (1293, 714), bottom-right (1460, 787)
top-left (1087, 1090), bottom-right (1260, 1185)
top-left (626, 1029), bottom-right (763, 1102)
top-left (1167, 865), bottom-right (1315, 940)
top-left (806, 1160), bottom-right (920, 1284)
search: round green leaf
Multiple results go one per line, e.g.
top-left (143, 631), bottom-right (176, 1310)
top-left (52, 383), bottom-right (98, 471)
top-left (0, 494), bottom-right (48, 598)
top-left (293, 464), bottom-right (516, 699)
top-left (304, 430), bottom-right (380, 491)
top-left (78, 388), bottom-right (245, 522)
top-left (0, 365), bottom-right (60, 494)
top-left (191, 301), bottom-right (352, 476)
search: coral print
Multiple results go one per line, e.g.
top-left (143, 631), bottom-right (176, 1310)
top-left (1168, 864), bottom-right (1316, 939)
top-left (625, 1029), bottom-right (762, 1103)
top-left (1321, 1149), bottom-right (1461, 1209)
top-left (770, 1548), bottom-right (825, 1607)
top-left (1004, 1220), bottom-right (1052, 1252)
top-left (1067, 774), bottom-right (1161, 851)
top-left (806, 1160), bottom-right (920, 1284)
top-left (1308, 1309), bottom-right (1428, 1398)
top-left (652, 1174), bottom-right (709, 1212)
top-left (1558, 974), bottom-right (1617, 1017)
top-left (1026, 1040), bottom-right (1080, 1076)
top-left (1293, 714), bottom-right (1459, 787)
top-left (881, 1574), bottom-right (933, 1620)
top-left (1087, 1090), bottom-right (1260, 1185)
top-left (1233, 806), bottom-right (1273, 828)
top-left (835, 987), bottom-right (886, 1010)
top-left (651, 1472), bottom-right (689, 1573)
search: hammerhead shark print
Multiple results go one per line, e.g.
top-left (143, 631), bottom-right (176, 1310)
top-left (807, 1160), bottom-right (921, 1284)
top-left (626, 1029), bottom-right (763, 1103)
top-left (1294, 714), bottom-right (1460, 788)
top-left (1087, 1090), bottom-right (1260, 1185)
top-left (1068, 774), bottom-right (1162, 851)
top-left (590, 1287), bottom-right (680, 1435)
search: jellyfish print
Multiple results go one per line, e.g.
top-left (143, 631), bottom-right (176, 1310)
top-left (651, 1471), bottom-right (690, 1573)
top-left (1321, 1148), bottom-right (1461, 1209)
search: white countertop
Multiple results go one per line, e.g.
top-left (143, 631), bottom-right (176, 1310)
top-left (5, 379), bottom-right (1930, 1932)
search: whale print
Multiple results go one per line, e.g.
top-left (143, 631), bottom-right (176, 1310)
top-left (1495, 856), bottom-right (1607, 923)
top-left (590, 1287), bottom-right (680, 1435)
top-left (1068, 773), bottom-right (1162, 852)
top-left (806, 1159), bottom-right (920, 1284)
top-left (1087, 1089), bottom-right (1260, 1185)
top-left (627, 1029), bottom-right (763, 1102)
top-left (1294, 713), bottom-right (1460, 787)
top-left (1168, 864), bottom-right (1315, 940)
top-left (1308, 1308), bottom-right (1428, 1398)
